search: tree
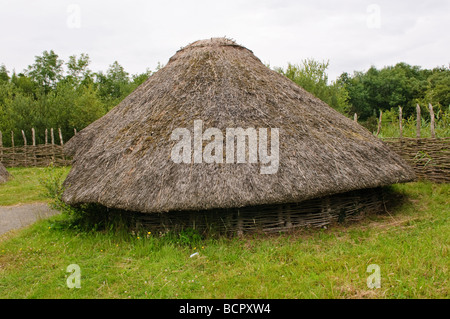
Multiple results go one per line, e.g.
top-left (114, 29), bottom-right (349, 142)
top-left (276, 59), bottom-right (350, 114)
top-left (10, 72), bottom-right (36, 97)
top-left (278, 59), bottom-right (330, 98)
top-left (422, 66), bottom-right (450, 109)
top-left (26, 50), bottom-right (64, 93)
top-left (131, 68), bottom-right (153, 87)
top-left (0, 64), bottom-right (9, 82)
top-left (95, 61), bottom-right (132, 109)
top-left (341, 62), bottom-right (430, 120)
top-left (66, 53), bottom-right (92, 86)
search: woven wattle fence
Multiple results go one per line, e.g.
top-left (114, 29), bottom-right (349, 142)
top-left (0, 128), bottom-right (72, 168)
top-left (130, 187), bottom-right (386, 235)
top-left (0, 145), bottom-right (70, 168)
top-left (383, 137), bottom-right (450, 183)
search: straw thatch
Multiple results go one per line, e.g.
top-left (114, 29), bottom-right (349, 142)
top-left (62, 38), bottom-right (415, 215)
top-left (0, 162), bottom-right (9, 184)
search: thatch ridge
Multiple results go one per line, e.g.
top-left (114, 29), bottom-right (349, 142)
top-left (0, 162), bottom-right (10, 184)
top-left (62, 37), bottom-right (416, 214)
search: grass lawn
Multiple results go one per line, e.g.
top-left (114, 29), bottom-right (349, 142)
top-left (0, 166), bottom-right (71, 206)
top-left (0, 167), bottom-right (448, 298)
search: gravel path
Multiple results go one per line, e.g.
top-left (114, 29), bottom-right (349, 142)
top-left (0, 203), bottom-right (60, 236)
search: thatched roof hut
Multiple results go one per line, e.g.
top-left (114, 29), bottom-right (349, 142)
top-left (0, 162), bottom-right (10, 184)
top-left (62, 38), bottom-right (415, 232)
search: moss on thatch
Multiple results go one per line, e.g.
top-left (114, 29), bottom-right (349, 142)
top-left (0, 162), bottom-right (10, 184)
top-left (62, 38), bottom-right (415, 214)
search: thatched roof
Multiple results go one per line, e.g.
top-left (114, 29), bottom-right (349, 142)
top-left (0, 162), bottom-right (9, 184)
top-left (62, 38), bottom-right (415, 213)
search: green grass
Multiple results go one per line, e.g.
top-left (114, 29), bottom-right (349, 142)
top-left (0, 167), bottom-right (448, 298)
top-left (0, 166), bottom-right (70, 206)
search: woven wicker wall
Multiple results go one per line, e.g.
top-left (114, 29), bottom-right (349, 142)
top-left (0, 128), bottom-right (72, 167)
top-left (383, 137), bottom-right (450, 183)
top-left (0, 145), bottom-right (71, 167)
top-left (130, 188), bottom-right (386, 235)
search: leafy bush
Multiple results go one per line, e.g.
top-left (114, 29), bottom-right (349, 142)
top-left (39, 163), bottom-right (124, 231)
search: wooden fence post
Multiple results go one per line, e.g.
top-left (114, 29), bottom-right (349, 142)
top-left (11, 131), bottom-right (15, 166)
top-left (51, 128), bottom-right (55, 163)
top-left (354, 113), bottom-right (358, 123)
top-left (428, 103), bottom-right (435, 138)
top-left (0, 131), bottom-right (3, 161)
top-left (58, 128), bottom-right (64, 146)
top-left (45, 129), bottom-right (48, 145)
top-left (22, 130), bottom-right (28, 166)
top-left (58, 128), bottom-right (65, 164)
top-left (31, 128), bottom-right (35, 146)
top-left (31, 128), bottom-right (37, 166)
top-left (416, 104), bottom-right (421, 138)
top-left (376, 110), bottom-right (382, 137)
top-left (21, 130), bottom-right (27, 146)
top-left (399, 106), bottom-right (403, 138)
top-left (236, 210), bottom-right (243, 237)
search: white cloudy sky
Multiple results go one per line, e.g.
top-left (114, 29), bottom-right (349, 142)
top-left (1, 0), bottom-right (449, 81)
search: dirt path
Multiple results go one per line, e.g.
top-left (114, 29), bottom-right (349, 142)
top-left (0, 203), bottom-right (60, 236)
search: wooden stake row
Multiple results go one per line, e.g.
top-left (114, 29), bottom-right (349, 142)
top-left (354, 103), bottom-right (437, 138)
top-left (0, 128), bottom-right (77, 148)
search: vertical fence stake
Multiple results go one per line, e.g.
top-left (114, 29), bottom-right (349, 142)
top-left (31, 128), bottom-right (36, 146)
top-left (353, 113), bottom-right (358, 122)
top-left (31, 128), bottom-right (37, 166)
top-left (22, 130), bottom-right (28, 166)
top-left (399, 106), bottom-right (403, 138)
top-left (11, 131), bottom-right (15, 166)
top-left (376, 110), bottom-right (382, 137)
top-left (0, 131), bottom-right (3, 162)
top-left (416, 104), bottom-right (421, 138)
top-left (236, 210), bottom-right (243, 237)
top-left (51, 128), bottom-right (55, 163)
top-left (58, 128), bottom-right (64, 146)
top-left (59, 128), bottom-right (65, 163)
top-left (285, 205), bottom-right (293, 229)
top-left (428, 103), bottom-right (435, 138)
top-left (21, 130), bottom-right (27, 146)
top-left (45, 129), bottom-right (48, 145)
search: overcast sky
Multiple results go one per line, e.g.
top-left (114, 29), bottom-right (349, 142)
top-left (1, 0), bottom-right (449, 81)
